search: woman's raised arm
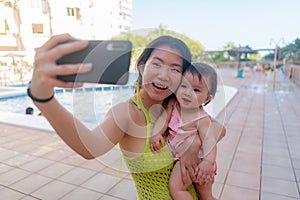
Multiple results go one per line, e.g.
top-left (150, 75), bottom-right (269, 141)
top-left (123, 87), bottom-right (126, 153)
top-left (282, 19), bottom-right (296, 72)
top-left (176, 119), bottom-right (226, 185)
top-left (29, 34), bottom-right (126, 159)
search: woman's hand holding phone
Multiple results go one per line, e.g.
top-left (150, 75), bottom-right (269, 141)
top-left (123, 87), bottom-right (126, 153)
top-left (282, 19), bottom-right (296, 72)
top-left (30, 34), bottom-right (92, 100)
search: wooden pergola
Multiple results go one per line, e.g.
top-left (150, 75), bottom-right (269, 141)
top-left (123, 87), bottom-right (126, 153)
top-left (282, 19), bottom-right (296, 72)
top-left (227, 47), bottom-right (258, 71)
top-left (205, 47), bottom-right (276, 76)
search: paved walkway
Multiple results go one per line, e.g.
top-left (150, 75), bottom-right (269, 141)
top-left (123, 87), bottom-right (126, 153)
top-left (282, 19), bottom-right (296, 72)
top-left (214, 68), bottom-right (300, 200)
top-left (0, 67), bottom-right (299, 199)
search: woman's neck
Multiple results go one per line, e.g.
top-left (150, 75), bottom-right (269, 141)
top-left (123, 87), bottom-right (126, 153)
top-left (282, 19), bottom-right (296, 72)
top-left (138, 89), bottom-right (164, 118)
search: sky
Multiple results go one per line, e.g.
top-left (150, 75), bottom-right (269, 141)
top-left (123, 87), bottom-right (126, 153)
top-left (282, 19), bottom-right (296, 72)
top-left (131, 0), bottom-right (299, 51)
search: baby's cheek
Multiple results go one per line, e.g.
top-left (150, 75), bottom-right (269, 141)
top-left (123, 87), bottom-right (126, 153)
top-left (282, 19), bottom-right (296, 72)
top-left (169, 84), bottom-right (179, 94)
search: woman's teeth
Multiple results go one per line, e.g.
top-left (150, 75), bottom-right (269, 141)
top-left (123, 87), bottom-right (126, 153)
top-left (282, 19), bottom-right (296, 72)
top-left (153, 83), bottom-right (167, 89)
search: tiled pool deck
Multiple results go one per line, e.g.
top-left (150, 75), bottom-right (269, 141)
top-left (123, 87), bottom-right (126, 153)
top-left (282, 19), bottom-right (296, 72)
top-left (0, 67), bottom-right (299, 199)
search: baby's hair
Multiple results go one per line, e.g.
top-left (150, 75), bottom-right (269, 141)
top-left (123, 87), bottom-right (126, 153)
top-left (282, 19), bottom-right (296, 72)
top-left (185, 62), bottom-right (218, 98)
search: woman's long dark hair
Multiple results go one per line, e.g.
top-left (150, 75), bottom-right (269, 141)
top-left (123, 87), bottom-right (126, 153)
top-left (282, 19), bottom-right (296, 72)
top-left (135, 36), bottom-right (192, 107)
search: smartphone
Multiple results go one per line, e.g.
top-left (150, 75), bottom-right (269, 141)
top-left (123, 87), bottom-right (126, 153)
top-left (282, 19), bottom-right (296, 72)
top-left (56, 40), bottom-right (132, 85)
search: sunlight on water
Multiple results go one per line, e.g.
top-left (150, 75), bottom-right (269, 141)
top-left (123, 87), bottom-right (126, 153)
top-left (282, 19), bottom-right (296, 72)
top-left (0, 72), bottom-right (138, 129)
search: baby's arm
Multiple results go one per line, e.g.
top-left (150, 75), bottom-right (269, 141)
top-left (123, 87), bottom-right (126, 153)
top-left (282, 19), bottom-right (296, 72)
top-left (150, 98), bottom-right (175, 152)
top-left (150, 134), bottom-right (165, 152)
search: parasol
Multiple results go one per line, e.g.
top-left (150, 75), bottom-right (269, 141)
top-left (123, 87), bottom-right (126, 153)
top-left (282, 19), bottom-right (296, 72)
top-left (1, 51), bottom-right (27, 66)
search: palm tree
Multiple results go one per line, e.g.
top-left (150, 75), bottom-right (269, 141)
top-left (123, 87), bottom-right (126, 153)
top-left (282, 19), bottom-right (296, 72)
top-left (46, 0), bottom-right (53, 36)
top-left (12, 0), bottom-right (24, 50)
top-left (1, 0), bottom-right (23, 50)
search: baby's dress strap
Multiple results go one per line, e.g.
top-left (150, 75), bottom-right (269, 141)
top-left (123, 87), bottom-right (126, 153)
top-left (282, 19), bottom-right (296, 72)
top-left (180, 113), bottom-right (210, 127)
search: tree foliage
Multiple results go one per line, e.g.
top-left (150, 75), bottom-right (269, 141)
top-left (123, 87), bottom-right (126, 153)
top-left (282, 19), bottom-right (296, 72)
top-left (264, 38), bottom-right (300, 64)
top-left (112, 24), bottom-right (205, 67)
top-left (210, 42), bottom-right (259, 62)
top-left (210, 42), bottom-right (237, 62)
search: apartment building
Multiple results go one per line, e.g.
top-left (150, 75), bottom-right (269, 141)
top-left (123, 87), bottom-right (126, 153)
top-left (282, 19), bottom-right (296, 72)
top-left (0, 0), bottom-right (132, 53)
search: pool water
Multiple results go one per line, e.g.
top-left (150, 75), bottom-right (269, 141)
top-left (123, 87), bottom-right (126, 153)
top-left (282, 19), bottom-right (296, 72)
top-left (0, 86), bottom-right (135, 127)
top-left (0, 72), bottom-right (138, 129)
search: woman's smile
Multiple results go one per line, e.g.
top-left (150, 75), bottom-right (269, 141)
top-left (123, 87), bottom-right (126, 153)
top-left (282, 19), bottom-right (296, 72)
top-left (152, 82), bottom-right (168, 90)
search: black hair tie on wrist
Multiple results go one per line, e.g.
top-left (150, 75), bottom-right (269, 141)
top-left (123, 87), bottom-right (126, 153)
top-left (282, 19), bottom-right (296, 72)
top-left (27, 86), bottom-right (54, 103)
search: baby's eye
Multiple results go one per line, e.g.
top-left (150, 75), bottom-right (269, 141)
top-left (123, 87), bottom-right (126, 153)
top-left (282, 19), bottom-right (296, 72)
top-left (194, 88), bottom-right (201, 92)
top-left (180, 84), bottom-right (187, 88)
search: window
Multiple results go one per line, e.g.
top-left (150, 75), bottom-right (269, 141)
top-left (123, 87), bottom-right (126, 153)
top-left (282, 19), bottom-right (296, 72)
top-left (41, 0), bottom-right (48, 14)
top-left (0, 20), bottom-right (9, 34)
top-left (31, 0), bottom-right (40, 8)
top-left (32, 23), bottom-right (43, 34)
top-left (66, 7), bottom-right (81, 20)
top-left (119, 25), bottom-right (130, 31)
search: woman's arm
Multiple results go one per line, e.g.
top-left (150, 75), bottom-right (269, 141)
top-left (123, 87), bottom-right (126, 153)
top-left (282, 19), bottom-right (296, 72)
top-left (34, 99), bottom-right (128, 158)
top-left (197, 117), bottom-right (218, 160)
top-left (174, 135), bottom-right (201, 185)
top-left (176, 117), bottom-right (226, 185)
top-left (30, 34), bottom-right (127, 159)
top-left (211, 118), bottom-right (226, 142)
top-left (195, 118), bottom-right (217, 183)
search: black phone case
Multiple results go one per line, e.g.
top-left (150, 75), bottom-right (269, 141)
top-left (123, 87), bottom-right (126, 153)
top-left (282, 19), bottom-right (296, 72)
top-left (56, 40), bottom-right (132, 85)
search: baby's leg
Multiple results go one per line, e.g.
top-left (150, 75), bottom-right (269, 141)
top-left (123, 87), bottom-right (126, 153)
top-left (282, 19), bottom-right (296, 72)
top-left (169, 161), bottom-right (193, 200)
top-left (194, 182), bottom-right (216, 200)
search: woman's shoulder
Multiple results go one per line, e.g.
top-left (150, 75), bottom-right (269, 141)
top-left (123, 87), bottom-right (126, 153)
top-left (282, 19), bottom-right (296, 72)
top-left (104, 99), bottom-right (131, 122)
top-left (110, 98), bottom-right (146, 123)
top-left (109, 98), bottom-right (137, 115)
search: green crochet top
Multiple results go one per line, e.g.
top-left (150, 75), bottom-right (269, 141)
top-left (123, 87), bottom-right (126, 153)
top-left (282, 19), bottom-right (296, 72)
top-left (121, 97), bottom-right (197, 200)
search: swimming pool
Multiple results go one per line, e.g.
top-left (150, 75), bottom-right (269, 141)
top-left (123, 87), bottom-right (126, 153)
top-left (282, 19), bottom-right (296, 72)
top-left (0, 73), bottom-right (138, 131)
top-left (0, 85), bottom-right (135, 127)
top-left (0, 72), bottom-right (238, 132)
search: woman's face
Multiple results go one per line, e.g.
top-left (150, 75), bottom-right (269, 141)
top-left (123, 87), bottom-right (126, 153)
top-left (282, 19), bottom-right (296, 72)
top-left (140, 46), bottom-right (184, 102)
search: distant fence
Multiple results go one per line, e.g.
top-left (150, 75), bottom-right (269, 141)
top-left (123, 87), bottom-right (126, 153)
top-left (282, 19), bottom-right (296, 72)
top-left (204, 61), bottom-right (300, 87)
top-left (214, 61), bottom-right (275, 69)
top-left (285, 64), bottom-right (300, 87)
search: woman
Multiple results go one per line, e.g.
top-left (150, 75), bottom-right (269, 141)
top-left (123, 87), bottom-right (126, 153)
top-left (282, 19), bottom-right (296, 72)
top-left (28, 33), bottom-right (225, 199)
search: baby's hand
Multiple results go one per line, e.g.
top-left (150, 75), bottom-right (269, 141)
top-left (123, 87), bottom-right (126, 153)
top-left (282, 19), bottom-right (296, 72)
top-left (150, 134), bottom-right (165, 152)
top-left (195, 160), bottom-right (215, 185)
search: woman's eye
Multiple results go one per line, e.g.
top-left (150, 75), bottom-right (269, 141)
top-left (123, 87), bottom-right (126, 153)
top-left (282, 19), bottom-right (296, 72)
top-left (170, 68), bottom-right (181, 73)
top-left (151, 63), bottom-right (160, 68)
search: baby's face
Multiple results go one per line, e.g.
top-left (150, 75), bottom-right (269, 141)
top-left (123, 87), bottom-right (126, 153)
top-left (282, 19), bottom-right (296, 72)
top-left (176, 72), bottom-right (210, 109)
